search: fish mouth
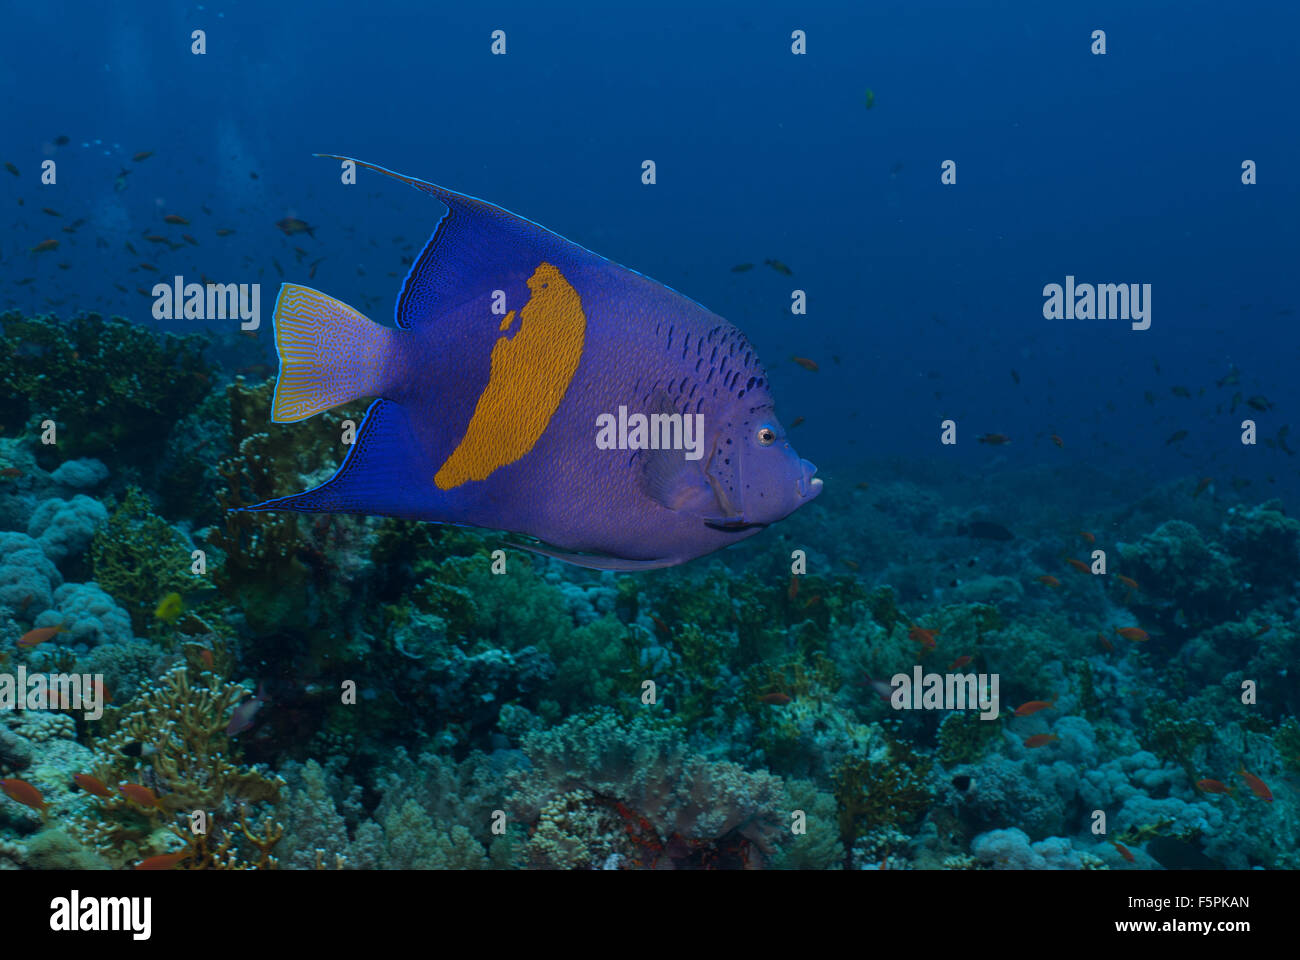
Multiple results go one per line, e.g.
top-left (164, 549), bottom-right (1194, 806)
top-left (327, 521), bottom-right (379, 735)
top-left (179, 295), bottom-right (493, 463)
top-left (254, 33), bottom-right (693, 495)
top-left (705, 519), bottom-right (768, 532)
top-left (797, 459), bottom-right (823, 500)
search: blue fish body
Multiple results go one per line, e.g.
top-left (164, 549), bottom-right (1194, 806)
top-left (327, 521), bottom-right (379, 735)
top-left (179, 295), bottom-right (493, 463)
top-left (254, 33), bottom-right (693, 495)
top-left (245, 157), bottom-right (822, 569)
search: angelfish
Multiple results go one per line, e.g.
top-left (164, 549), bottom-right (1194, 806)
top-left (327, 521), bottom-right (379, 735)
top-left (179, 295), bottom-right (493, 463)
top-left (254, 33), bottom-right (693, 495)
top-left (244, 157), bottom-right (822, 569)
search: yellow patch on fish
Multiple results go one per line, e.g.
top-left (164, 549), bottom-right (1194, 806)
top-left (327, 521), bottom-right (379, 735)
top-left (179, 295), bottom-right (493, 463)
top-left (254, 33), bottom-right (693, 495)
top-left (436, 262), bottom-right (585, 489)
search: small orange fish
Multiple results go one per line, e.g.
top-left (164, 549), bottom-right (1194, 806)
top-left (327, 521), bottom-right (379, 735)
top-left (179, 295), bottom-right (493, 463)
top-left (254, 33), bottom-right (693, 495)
top-left (182, 234), bottom-right (199, 245)
top-left (1024, 733), bottom-right (1059, 748)
top-left (908, 625), bottom-right (939, 649)
top-left (1065, 558), bottom-right (1091, 575)
top-left (163, 214), bottom-right (189, 225)
top-left (1097, 632), bottom-right (1115, 652)
top-left (1078, 531), bottom-right (1095, 544)
top-left (1251, 623), bottom-right (1271, 639)
top-left (1114, 626), bottom-right (1149, 642)
top-left (199, 648), bottom-right (215, 670)
top-left (0, 467), bottom-right (22, 479)
top-left (1196, 778), bottom-right (1233, 795)
top-left (144, 235), bottom-right (167, 243)
top-left (215, 228), bottom-right (235, 236)
top-left (136, 851), bottom-right (189, 871)
top-left (132, 150), bottom-right (154, 161)
top-left (787, 575), bottom-right (800, 602)
top-left (791, 356), bottom-right (819, 372)
top-left (138, 262), bottom-right (158, 271)
top-left (73, 774), bottom-right (114, 798)
top-left (842, 558), bottom-right (860, 571)
top-left (18, 623), bottom-right (67, 648)
top-left (1051, 434), bottom-right (1064, 448)
top-left (1035, 574), bottom-right (1061, 588)
top-left (758, 692), bottom-right (792, 706)
top-left (119, 783), bottom-right (160, 809)
top-left (789, 416), bottom-right (806, 428)
top-left (948, 655), bottom-right (972, 670)
top-left (650, 614), bottom-right (672, 641)
top-left (1111, 840), bottom-right (1135, 863)
top-left (1192, 476), bottom-right (1212, 498)
top-left (41, 206), bottom-right (61, 217)
top-left (803, 594), bottom-right (822, 609)
top-left (854, 481), bottom-right (869, 490)
top-left (1014, 698), bottom-right (1056, 717)
top-left (1238, 768), bottom-right (1273, 802)
top-left (1116, 575), bottom-right (1139, 591)
top-left (977, 433), bottom-right (1010, 445)
top-left (0, 778), bottom-right (47, 813)
top-left (30, 238), bottom-right (59, 253)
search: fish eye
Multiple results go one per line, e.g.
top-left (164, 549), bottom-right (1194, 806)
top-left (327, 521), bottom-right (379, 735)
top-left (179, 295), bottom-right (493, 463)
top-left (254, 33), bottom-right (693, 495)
top-left (756, 426), bottom-right (776, 446)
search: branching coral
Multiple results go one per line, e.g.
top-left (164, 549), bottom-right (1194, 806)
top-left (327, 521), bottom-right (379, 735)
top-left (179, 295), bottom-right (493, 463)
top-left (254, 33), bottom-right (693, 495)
top-left (833, 732), bottom-right (934, 866)
top-left (71, 663), bottom-right (283, 868)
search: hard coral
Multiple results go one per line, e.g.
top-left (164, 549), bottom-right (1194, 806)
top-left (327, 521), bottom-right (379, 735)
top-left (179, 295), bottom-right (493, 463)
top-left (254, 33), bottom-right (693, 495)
top-left (208, 378), bottom-right (370, 634)
top-left (833, 732), bottom-right (934, 865)
top-left (0, 310), bottom-right (214, 465)
top-left (89, 486), bottom-right (196, 636)
top-left (73, 663), bottom-right (283, 868)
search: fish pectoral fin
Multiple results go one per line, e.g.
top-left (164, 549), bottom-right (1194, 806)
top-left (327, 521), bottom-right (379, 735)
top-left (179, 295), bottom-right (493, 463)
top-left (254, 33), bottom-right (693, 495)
top-left (509, 539), bottom-right (678, 571)
top-left (636, 445), bottom-right (719, 514)
top-left (635, 391), bottom-right (723, 515)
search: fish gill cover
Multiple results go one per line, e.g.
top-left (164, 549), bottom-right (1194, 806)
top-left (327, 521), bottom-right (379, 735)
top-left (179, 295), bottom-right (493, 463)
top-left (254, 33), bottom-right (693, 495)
top-left (0, 0), bottom-right (1296, 911)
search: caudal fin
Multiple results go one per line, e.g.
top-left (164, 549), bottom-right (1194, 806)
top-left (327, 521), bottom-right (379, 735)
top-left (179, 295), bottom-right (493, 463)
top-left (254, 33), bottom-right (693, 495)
top-left (271, 283), bottom-right (396, 422)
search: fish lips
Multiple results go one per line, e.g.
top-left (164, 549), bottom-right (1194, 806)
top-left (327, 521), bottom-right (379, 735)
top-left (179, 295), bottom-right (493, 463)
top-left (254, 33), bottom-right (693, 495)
top-left (796, 458), bottom-right (823, 500)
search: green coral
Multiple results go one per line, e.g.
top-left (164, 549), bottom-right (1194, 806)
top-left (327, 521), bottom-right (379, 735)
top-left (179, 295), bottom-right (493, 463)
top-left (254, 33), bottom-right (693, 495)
top-left (0, 310), bottom-right (215, 464)
top-left (207, 378), bottom-right (370, 634)
top-left (865, 586), bottom-right (901, 633)
top-left (89, 486), bottom-right (199, 637)
top-left (936, 711), bottom-right (1001, 766)
top-left (832, 732), bottom-right (933, 864)
top-left (1140, 697), bottom-right (1215, 781)
top-left (538, 614), bottom-right (638, 715)
top-left (1275, 717), bottom-right (1300, 776)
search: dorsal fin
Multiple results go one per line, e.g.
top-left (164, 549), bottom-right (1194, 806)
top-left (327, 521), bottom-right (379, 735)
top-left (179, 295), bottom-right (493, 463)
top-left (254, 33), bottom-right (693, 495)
top-left (315, 154), bottom-right (592, 330)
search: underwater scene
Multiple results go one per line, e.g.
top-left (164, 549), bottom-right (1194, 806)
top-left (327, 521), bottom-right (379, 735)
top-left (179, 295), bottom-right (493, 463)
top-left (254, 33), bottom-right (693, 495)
top-left (1, 0), bottom-right (1298, 883)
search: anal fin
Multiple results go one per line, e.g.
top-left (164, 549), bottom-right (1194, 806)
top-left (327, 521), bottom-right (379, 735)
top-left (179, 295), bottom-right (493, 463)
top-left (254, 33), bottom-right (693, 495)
top-left (242, 399), bottom-right (437, 519)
